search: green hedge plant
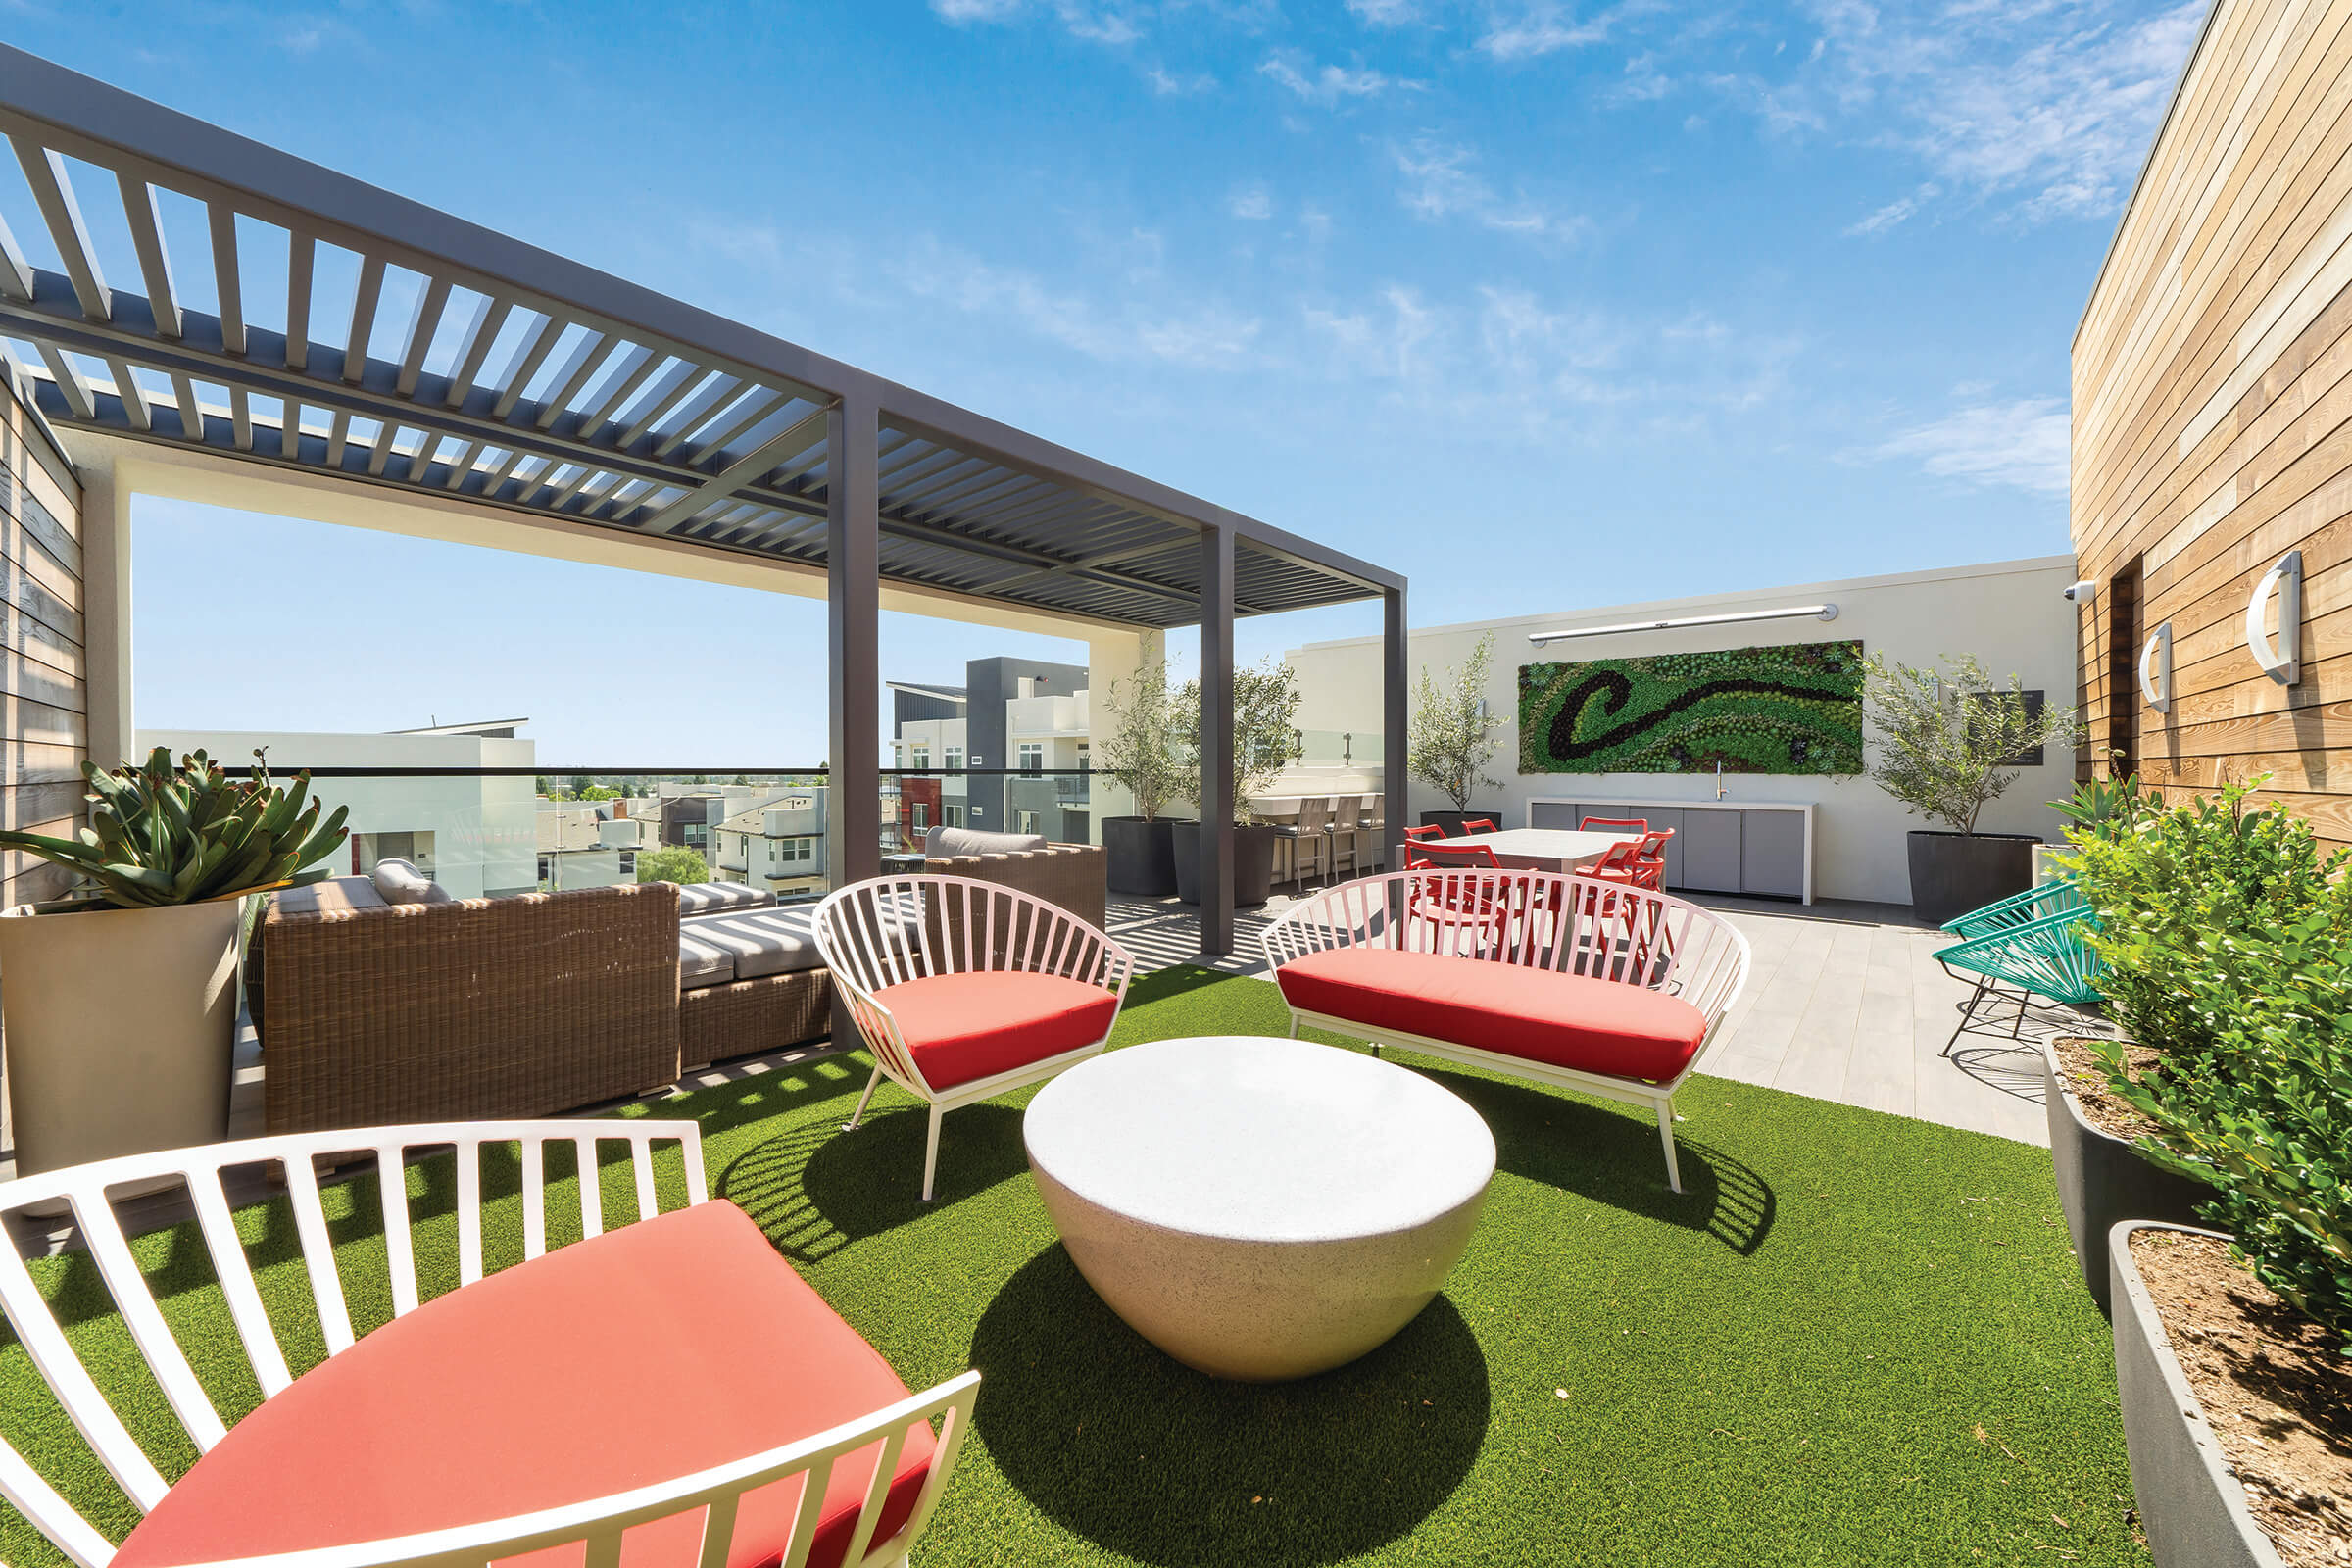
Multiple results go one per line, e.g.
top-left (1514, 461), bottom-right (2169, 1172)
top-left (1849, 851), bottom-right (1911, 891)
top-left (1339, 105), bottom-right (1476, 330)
top-left (2069, 780), bottom-right (2352, 1346)
top-left (0, 747), bottom-right (349, 909)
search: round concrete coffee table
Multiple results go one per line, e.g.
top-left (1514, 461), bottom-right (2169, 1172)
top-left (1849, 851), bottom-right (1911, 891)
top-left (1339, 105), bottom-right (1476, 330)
top-left (1023, 1034), bottom-right (1495, 1383)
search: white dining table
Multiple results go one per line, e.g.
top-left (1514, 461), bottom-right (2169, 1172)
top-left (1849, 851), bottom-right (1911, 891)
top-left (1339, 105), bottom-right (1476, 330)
top-left (1436, 827), bottom-right (1639, 873)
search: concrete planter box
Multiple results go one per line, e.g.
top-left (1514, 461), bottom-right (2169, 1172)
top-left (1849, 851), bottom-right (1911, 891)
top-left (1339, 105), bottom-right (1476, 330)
top-left (2109, 1222), bottom-right (2288, 1568)
top-left (0, 898), bottom-right (241, 1177)
top-left (2041, 1040), bottom-right (2212, 1314)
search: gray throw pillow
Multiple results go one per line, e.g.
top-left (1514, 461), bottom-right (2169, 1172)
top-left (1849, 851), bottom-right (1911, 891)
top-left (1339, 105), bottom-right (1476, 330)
top-left (369, 858), bottom-right (454, 905)
top-left (925, 825), bottom-right (1050, 858)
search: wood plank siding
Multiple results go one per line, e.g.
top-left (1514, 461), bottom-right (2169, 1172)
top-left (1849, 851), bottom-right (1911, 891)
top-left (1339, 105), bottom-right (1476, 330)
top-left (0, 376), bottom-right (84, 906)
top-left (2074, 0), bottom-right (2352, 858)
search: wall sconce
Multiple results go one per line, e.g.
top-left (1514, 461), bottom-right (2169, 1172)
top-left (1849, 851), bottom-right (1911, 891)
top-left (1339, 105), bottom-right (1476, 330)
top-left (2246, 550), bottom-right (2303, 686)
top-left (2138, 620), bottom-right (2173, 715)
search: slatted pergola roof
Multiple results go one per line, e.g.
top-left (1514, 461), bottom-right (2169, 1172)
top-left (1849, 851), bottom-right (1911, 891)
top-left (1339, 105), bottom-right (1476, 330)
top-left (0, 45), bottom-right (1398, 631)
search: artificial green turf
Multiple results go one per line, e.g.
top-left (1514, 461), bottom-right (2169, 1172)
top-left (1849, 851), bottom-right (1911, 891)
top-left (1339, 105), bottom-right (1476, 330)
top-left (0, 968), bottom-right (2146, 1566)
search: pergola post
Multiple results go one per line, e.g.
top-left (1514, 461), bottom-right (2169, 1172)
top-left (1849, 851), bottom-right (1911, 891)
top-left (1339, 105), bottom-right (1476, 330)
top-left (827, 387), bottom-right (881, 892)
top-left (1199, 525), bottom-right (1236, 956)
top-left (1384, 584), bottom-right (1409, 868)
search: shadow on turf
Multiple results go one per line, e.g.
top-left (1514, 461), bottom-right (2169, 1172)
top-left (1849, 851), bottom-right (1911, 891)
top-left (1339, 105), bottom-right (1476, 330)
top-left (972, 1244), bottom-right (1490, 1566)
top-left (1403, 1063), bottom-right (1776, 1256)
top-left (717, 1102), bottom-right (1029, 1263)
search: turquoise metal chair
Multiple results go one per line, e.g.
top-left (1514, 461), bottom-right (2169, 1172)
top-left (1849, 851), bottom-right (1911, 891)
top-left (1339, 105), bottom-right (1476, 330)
top-left (1938, 877), bottom-right (2086, 940)
top-left (1933, 902), bottom-right (2103, 1054)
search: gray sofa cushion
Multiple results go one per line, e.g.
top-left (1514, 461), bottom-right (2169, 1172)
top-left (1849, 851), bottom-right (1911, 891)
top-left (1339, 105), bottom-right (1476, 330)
top-left (678, 906), bottom-right (826, 989)
top-left (270, 876), bottom-right (388, 918)
top-left (924, 825), bottom-right (1048, 858)
top-left (368, 858), bottom-right (453, 906)
top-left (674, 881), bottom-right (777, 917)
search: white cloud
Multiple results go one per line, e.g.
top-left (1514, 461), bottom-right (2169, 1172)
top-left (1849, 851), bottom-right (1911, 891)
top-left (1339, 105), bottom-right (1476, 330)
top-left (1844, 182), bottom-right (1937, 236)
top-left (1478, 0), bottom-right (1653, 61)
top-left (1870, 397), bottom-right (2070, 493)
top-left (927, 0), bottom-right (1147, 44)
top-left (1391, 135), bottom-right (1585, 242)
top-left (1346, 0), bottom-right (1422, 22)
top-left (1258, 51), bottom-right (1421, 105)
top-left (1228, 182), bottom-right (1275, 220)
top-left (1147, 66), bottom-right (1217, 94)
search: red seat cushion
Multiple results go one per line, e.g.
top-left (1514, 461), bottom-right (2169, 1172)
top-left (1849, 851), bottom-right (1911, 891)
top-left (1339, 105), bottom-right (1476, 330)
top-left (1275, 947), bottom-right (1709, 1083)
top-left (116, 1201), bottom-right (935, 1568)
top-left (875, 970), bottom-right (1118, 1090)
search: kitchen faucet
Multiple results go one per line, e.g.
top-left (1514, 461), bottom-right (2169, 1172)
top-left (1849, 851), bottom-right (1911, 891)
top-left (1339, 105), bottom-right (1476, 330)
top-left (1716, 761), bottom-right (1727, 800)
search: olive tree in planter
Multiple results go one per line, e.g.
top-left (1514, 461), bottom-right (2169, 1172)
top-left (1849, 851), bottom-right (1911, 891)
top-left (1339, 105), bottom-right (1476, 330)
top-left (1170, 657), bottom-right (1305, 906)
top-left (1861, 651), bottom-right (2080, 925)
top-left (0, 748), bottom-right (348, 1174)
top-left (1408, 632), bottom-right (1503, 837)
top-left (1095, 651), bottom-right (1194, 896)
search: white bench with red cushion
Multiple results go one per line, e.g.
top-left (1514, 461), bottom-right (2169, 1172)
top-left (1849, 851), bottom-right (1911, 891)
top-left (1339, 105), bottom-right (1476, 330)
top-left (817, 876), bottom-right (1137, 1201)
top-left (0, 1122), bottom-right (978, 1568)
top-left (1264, 870), bottom-right (1750, 1191)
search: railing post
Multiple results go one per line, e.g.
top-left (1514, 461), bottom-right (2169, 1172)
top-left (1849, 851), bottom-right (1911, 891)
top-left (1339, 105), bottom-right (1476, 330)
top-left (1383, 583), bottom-right (1408, 870)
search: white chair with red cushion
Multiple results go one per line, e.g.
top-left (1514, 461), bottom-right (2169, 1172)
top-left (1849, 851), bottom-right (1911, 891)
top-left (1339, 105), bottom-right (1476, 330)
top-left (816, 874), bottom-right (1137, 1201)
top-left (1263, 870), bottom-right (1750, 1192)
top-left (0, 1121), bottom-right (979, 1568)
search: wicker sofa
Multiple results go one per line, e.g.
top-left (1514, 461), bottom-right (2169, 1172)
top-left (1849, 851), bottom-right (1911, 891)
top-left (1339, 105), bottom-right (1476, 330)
top-left (253, 873), bottom-right (835, 1132)
top-left (921, 828), bottom-right (1106, 932)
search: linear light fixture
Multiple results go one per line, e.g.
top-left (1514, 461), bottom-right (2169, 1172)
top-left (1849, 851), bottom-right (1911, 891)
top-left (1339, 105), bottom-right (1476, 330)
top-left (1527, 603), bottom-right (1839, 646)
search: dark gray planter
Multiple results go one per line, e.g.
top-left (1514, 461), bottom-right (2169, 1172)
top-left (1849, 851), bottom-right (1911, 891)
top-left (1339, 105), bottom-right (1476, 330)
top-left (2109, 1222), bottom-right (2288, 1568)
top-left (1169, 821), bottom-right (1277, 907)
top-left (2042, 1041), bottom-right (2213, 1315)
top-left (1103, 816), bottom-right (1181, 897)
top-left (1906, 829), bottom-right (2038, 925)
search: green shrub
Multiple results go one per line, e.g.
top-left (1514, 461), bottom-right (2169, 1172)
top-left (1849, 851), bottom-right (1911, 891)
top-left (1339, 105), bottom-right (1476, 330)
top-left (2070, 782), bottom-right (2352, 1346)
top-left (635, 846), bottom-right (710, 886)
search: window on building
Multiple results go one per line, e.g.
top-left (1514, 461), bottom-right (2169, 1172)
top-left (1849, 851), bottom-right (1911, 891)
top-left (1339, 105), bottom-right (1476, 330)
top-left (910, 745), bottom-right (930, 770)
top-left (1018, 742), bottom-right (1044, 775)
top-left (911, 803), bottom-right (930, 830)
top-left (946, 745), bottom-right (963, 771)
top-left (1014, 809), bottom-right (1043, 835)
top-left (1076, 742), bottom-right (1090, 773)
top-left (778, 837), bottom-right (814, 864)
top-left (945, 804), bottom-right (964, 827)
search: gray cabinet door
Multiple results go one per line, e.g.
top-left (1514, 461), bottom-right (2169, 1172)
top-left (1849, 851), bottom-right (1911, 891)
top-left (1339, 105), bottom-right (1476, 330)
top-left (1679, 808), bottom-right (1742, 892)
top-left (1529, 800), bottom-right (1580, 831)
top-left (1740, 810), bottom-right (1806, 899)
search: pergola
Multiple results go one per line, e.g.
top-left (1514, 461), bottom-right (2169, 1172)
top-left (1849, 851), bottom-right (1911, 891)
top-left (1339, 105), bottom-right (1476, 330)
top-left (0, 46), bottom-right (1406, 956)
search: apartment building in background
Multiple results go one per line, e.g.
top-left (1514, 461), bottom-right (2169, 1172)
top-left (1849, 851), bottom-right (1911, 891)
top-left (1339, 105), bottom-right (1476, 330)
top-left (713, 787), bottom-right (829, 897)
top-left (889, 658), bottom-right (1092, 842)
top-left (535, 799), bottom-right (648, 891)
top-left (136, 718), bottom-right (539, 899)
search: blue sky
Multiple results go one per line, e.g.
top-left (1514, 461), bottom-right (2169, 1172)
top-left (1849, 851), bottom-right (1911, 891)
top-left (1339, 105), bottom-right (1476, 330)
top-left (12, 0), bottom-right (2201, 761)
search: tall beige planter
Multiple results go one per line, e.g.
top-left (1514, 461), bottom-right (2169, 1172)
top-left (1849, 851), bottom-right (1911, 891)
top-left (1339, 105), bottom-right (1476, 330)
top-left (0, 899), bottom-right (240, 1176)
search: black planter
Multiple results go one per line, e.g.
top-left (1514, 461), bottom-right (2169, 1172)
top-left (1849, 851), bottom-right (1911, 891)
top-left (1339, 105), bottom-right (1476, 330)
top-left (1102, 816), bottom-right (1181, 898)
top-left (2110, 1223), bottom-right (2286, 1568)
top-left (2041, 1041), bottom-right (2212, 1315)
top-left (1905, 829), bottom-right (2039, 925)
top-left (1169, 821), bottom-right (1278, 907)
top-left (1419, 808), bottom-right (1504, 838)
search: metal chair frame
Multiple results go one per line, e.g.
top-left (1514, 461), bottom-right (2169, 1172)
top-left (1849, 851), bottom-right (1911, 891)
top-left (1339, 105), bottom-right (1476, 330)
top-left (0, 1121), bottom-right (979, 1568)
top-left (814, 875), bottom-right (1137, 1200)
top-left (1934, 903), bottom-right (2104, 1054)
top-left (1264, 870), bottom-right (1750, 1192)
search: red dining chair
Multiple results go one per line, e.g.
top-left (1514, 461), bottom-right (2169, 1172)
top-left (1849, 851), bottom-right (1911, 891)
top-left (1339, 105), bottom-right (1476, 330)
top-left (1581, 816), bottom-right (1649, 836)
top-left (1630, 827), bottom-right (1675, 891)
top-left (1403, 842), bottom-right (1509, 954)
top-left (1401, 823), bottom-right (1446, 844)
top-left (1459, 818), bottom-right (1499, 836)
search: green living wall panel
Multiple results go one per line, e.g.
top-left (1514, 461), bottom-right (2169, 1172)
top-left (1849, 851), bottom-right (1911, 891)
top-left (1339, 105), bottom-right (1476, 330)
top-left (1519, 639), bottom-right (1864, 776)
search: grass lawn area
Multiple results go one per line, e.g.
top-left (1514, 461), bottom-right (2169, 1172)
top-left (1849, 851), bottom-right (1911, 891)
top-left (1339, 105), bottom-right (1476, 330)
top-left (0, 967), bottom-right (2143, 1566)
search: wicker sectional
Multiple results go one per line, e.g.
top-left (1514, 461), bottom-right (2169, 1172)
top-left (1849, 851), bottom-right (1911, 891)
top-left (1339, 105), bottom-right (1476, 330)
top-left (254, 878), bottom-right (835, 1133)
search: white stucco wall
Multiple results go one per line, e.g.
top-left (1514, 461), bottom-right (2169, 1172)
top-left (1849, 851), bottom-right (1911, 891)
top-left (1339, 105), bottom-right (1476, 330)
top-left (1282, 556), bottom-right (2082, 906)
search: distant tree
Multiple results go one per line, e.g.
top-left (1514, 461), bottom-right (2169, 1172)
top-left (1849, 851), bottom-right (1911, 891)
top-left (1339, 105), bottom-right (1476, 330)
top-left (730, 773), bottom-right (751, 786)
top-left (578, 785), bottom-right (619, 801)
top-left (534, 774), bottom-right (552, 797)
top-left (691, 774), bottom-right (710, 786)
top-left (1409, 632), bottom-right (1502, 812)
top-left (635, 846), bottom-right (710, 886)
top-left (568, 774), bottom-right (592, 798)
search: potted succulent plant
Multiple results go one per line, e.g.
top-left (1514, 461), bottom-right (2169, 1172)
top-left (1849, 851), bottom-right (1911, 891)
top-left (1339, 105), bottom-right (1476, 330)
top-left (0, 748), bottom-right (348, 1174)
top-left (1095, 651), bottom-right (1194, 897)
top-left (1409, 632), bottom-right (1503, 837)
top-left (1861, 651), bottom-right (2080, 925)
top-left (1171, 657), bottom-right (1303, 907)
top-left (2069, 780), bottom-right (2351, 1565)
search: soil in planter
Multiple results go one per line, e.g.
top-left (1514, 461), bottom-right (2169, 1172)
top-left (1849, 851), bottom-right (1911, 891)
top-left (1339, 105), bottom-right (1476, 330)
top-left (2052, 1035), bottom-right (2165, 1143)
top-left (2131, 1230), bottom-right (2352, 1567)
